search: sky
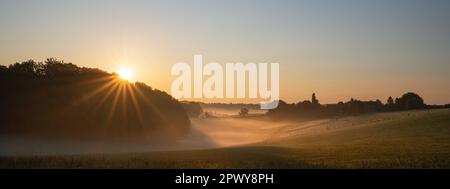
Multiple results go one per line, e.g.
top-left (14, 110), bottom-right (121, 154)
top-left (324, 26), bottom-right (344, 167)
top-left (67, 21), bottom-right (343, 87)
top-left (1, 0), bottom-right (450, 104)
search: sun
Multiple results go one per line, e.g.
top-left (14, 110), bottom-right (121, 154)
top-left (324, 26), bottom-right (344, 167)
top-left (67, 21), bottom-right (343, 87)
top-left (117, 67), bottom-right (133, 81)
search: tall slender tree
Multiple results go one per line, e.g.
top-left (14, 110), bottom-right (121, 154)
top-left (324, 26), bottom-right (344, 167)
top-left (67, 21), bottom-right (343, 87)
top-left (312, 93), bottom-right (319, 105)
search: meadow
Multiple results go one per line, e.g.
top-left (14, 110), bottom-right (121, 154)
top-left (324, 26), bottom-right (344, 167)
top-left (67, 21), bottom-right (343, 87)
top-left (1, 109), bottom-right (450, 168)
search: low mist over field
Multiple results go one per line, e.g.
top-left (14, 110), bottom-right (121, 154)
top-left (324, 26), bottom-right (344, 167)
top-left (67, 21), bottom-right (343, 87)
top-left (0, 106), bottom-right (283, 155)
top-left (2, 109), bottom-right (450, 168)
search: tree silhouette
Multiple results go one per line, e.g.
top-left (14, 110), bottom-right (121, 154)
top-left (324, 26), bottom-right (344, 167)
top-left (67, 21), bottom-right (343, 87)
top-left (395, 92), bottom-right (425, 110)
top-left (239, 108), bottom-right (249, 117)
top-left (386, 96), bottom-right (395, 111)
top-left (0, 59), bottom-right (190, 141)
top-left (312, 93), bottom-right (319, 105)
top-left (387, 96), bottom-right (394, 105)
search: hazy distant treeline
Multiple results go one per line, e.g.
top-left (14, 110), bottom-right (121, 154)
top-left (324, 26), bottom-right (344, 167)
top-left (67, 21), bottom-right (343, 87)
top-left (0, 59), bottom-right (190, 141)
top-left (268, 92), bottom-right (449, 120)
top-left (180, 101), bottom-right (204, 117)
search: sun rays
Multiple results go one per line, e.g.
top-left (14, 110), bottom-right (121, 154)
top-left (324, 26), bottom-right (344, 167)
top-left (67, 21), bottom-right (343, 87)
top-left (64, 74), bottom-right (167, 133)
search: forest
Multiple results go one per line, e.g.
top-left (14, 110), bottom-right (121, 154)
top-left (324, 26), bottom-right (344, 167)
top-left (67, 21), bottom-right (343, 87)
top-left (0, 59), bottom-right (190, 141)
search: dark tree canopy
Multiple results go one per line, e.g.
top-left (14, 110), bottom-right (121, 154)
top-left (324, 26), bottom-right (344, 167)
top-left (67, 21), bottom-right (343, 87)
top-left (385, 96), bottom-right (395, 111)
top-left (0, 59), bottom-right (190, 141)
top-left (394, 92), bottom-right (425, 110)
top-left (387, 96), bottom-right (394, 105)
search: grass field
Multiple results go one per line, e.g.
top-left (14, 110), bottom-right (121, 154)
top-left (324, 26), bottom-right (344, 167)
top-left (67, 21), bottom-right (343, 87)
top-left (1, 109), bottom-right (450, 168)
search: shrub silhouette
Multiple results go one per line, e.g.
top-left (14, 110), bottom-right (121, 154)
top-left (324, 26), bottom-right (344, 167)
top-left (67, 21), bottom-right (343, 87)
top-left (239, 108), bottom-right (249, 117)
top-left (0, 59), bottom-right (190, 141)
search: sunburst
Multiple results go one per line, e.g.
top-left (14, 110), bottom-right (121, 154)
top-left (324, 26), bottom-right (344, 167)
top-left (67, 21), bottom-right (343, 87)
top-left (118, 67), bottom-right (133, 81)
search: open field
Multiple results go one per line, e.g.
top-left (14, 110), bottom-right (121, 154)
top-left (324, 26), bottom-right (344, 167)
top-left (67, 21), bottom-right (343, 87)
top-left (1, 109), bottom-right (450, 168)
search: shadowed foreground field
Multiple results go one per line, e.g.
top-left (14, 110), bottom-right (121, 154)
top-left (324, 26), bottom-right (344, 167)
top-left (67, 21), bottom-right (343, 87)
top-left (1, 109), bottom-right (450, 168)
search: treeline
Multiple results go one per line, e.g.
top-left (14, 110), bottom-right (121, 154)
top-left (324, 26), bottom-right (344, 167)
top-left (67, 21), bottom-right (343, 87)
top-left (268, 92), bottom-right (445, 120)
top-left (0, 59), bottom-right (190, 141)
top-left (199, 102), bottom-right (260, 110)
top-left (180, 101), bottom-right (262, 118)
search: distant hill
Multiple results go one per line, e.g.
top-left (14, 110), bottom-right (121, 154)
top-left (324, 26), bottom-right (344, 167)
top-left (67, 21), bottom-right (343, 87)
top-left (0, 58), bottom-right (190, 141)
